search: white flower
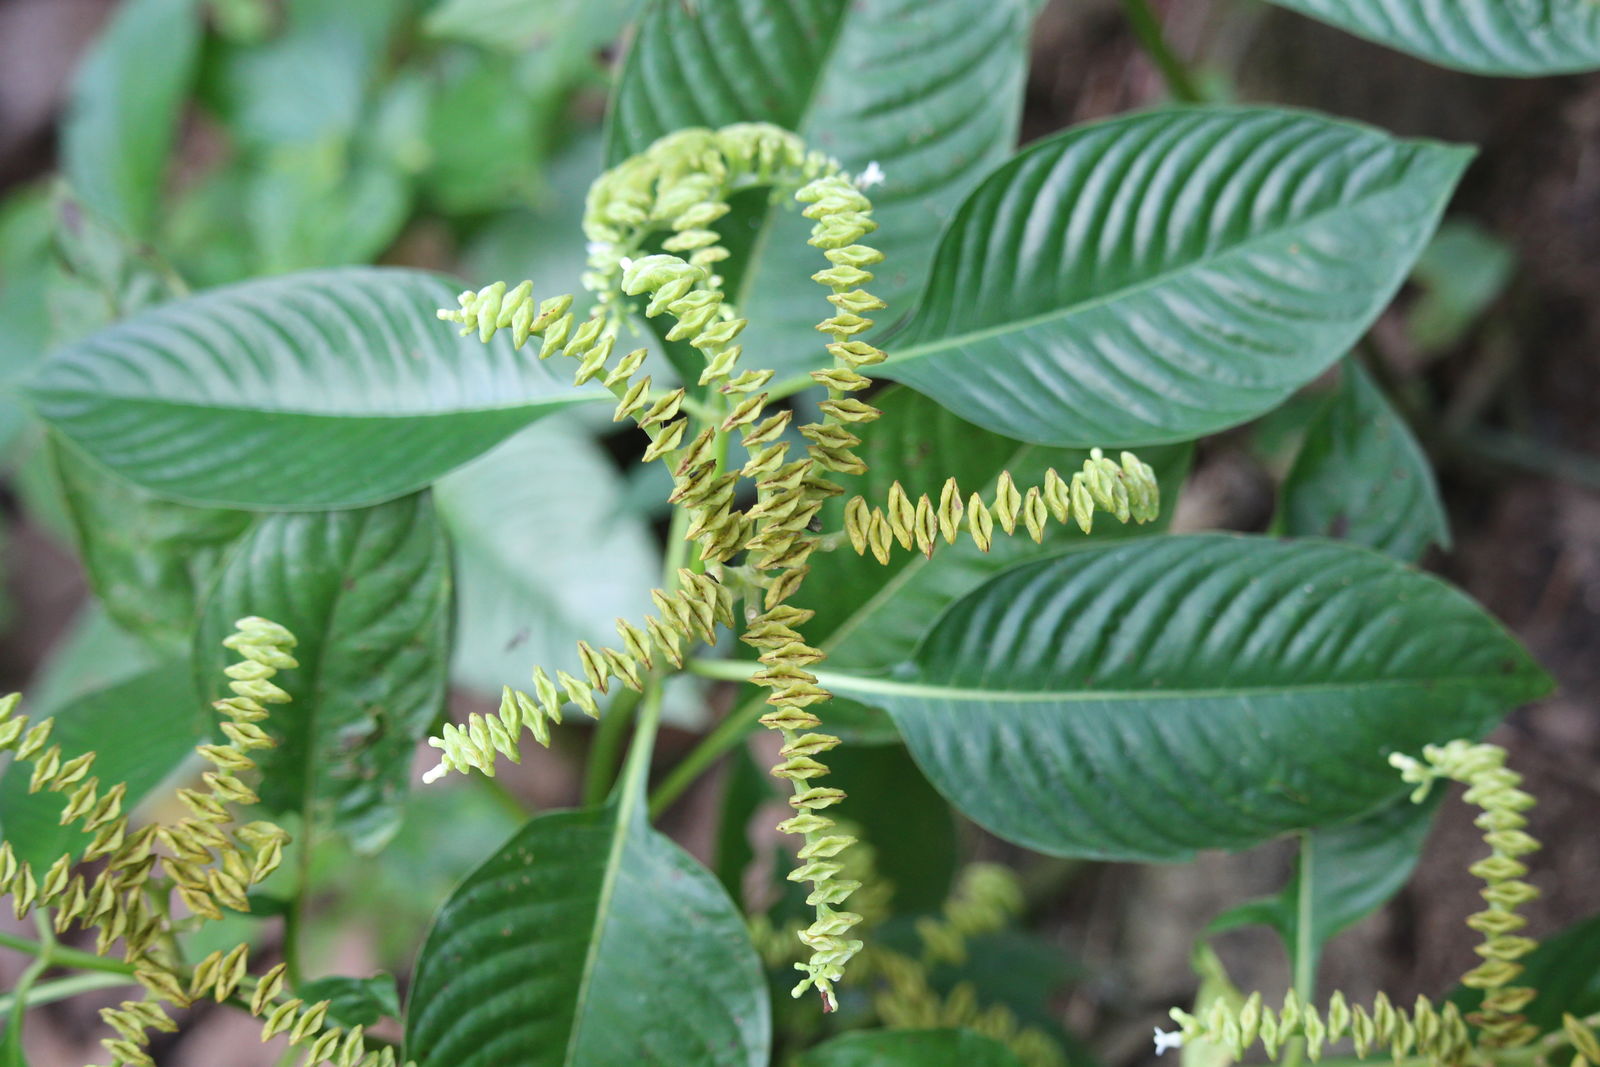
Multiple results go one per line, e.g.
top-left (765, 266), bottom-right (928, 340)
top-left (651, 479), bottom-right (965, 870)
top-left (1154, 1027), bottom-right (1184, 1056)
top-left (619, 256), bottom-right (635, 272)
top-left (856, 161), bottom-right (886, 189)
top-left (585, 240), bottom-right (612, 256)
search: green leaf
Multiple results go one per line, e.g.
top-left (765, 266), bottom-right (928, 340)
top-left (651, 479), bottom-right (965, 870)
top-left (1451, 912), bottom-right (1600, 1035)
top-left (0, 188), bottom-right (59, 448)
top-left (1209, 792), bottom-right (1441, 971)
top-left (61, 0), bottom-right (201, 239)
top-left (434, 417), bottom-right (659, 698)
top-left (1278, 360), bottom-right (1448, 561)
top-left (795, 386), bottom-right (1188, 741)
top-left (0, 661), bottom-right (201, 870)
top-left (194, 494), bottom-right (451, 851)
top-left (1407, 219), bottom-right (1514, 352)
top-left (796, 1029), bottom-right (1023, 1067)
top-left (295, 974), bottom-right (401, 1028)
top-left (404, 803), bottom-right (770, 1066)
top-left (879, 107), bottom-right (1471, 447)
top-left (713, 744), bottom-right (771, 902)
top-left (607, 0), bottom-right (1030, 378)
top-left (826, 744), bottom-right (957, 913)
top-left (27, 267), bottom-right (602, 510)
top-left (52, 435), bottom-right (254, 654)
top-left (824, 534), bottom-right (1550, 861)
top-left (426, 0), bottom-right (639, 92)
top-left (1261, 0), bottom-right (1600, 76)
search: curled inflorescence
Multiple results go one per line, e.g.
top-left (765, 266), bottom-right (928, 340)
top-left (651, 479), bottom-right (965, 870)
top-left (1391, 741), bottom-right (1543, 1048)
top-left (0, 617), bottom-right (407, 1067)
top-left (433, 122), bottom-right (1158, 1008)
top-left (1166, 742), bottom-right (1548, 1067)
top-left (844, 450), bottom-right (1158, 563)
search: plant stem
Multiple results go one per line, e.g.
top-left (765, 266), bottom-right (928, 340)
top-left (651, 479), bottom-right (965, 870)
top-left (1119, 0), bottom-right (1204, 103)
top-left (1284, 830), bottom-right (1317, 1067)
top-left (649, 682), bottom-right (764, 818)
top-left (685, 657), bottom-right (758, 682)
top-left (0, 928), bottom-right (135, 977)
top-left (284, 819), bottom-right (314, 988)
top-left (582, 687), bottom-right (643, 808)
top-left (0, 971), bottom-right (135, 1016)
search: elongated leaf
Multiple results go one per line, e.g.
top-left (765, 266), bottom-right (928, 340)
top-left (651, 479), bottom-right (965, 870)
top-left (1209, 792), bottom-right (1441, 971)
top-left (795, 387), bottom-right (1187, 741)
top-left (194, 494), bottom-right (451, 850)
top-left (1278, 361), bottom-right (1448, 561)
top-left (801, 387), bottom-right (1190, 673)
top-left (28, 268), bottom-right (601, 509)
top-left (405, 804), bottom-right (769, 1066)
top-left (879, 108), bottom-right (1470, 446)
top-left (61, 0), bottom-right (201, 239)
top-left (0, 662), bottom-right (201, 869)
top-left (52, 436), bottom-right (254, 654)
top-left (608, 0), bottom-right (1029, 378)
top-left (797, 1029), bottom-right (1023, 1067)
top-left (826, 744), bottom-right (957, 912)
top-left (824, 535), bottom-right (1550, 861)
top-left (434, 417), bottom-right (659, 698)
top-left (1262, 0), bottom-right (1600, 76)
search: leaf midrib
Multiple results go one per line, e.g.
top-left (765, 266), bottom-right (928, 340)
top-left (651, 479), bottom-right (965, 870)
top-left (33, 385), bottom-right (607, 420)
top-left (821, 670), bottom-right (1527, 705)
top-left (880, 143), bottom-right (1465, 367)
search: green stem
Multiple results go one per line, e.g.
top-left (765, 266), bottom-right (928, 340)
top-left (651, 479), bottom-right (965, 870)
top-left (0, 971), bottom-right (135, 1016)
top-left (685, 657), bottom-right (758, 683)
top-left (583, 687), bottom-right (643, 808)
top-left (0, 928), bottom-right (135, 977)
top-left (1119, 0), bottom-right (1204, 103)
top-left (1285, 830), bottom-right (1317, 1067)
top-left (649, 690), bottom-right (765, 818)
top-left (284, 820), bottom-right (314, 988)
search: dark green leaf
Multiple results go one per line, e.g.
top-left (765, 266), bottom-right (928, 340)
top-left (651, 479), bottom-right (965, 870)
top-left (0, 662), bottom-right (201, 869)
top-left (194, 494), bottom-right (451, 851)
top-left (52, 435), bottom-right (254, 655)
top-left (880, 108), bottom-right (1470, 446)
top-left (61, 0), bottom-right (201, 238)
top-left (1261, 0), bottom-right (1600, 76)
top-left (0, 188), bottom-right (55, 450)
top-left (404, 803), bottom-right (769, 1066)
top-left (1278, 360), bottom-right (1449, 561)
top-left (795, 386), bottom-right (1189, 741)
top-left (1210, 792), bottom-right (1441, 971)
top-left (296, 974), bottom-right (401, 1028)
top-left (28, 268), bottom-right (602, 509)
top-left (426, 0), bottom-right (638, 92)
top-left (796, 1029), bottom-right (1023, 1067)
top-left (1452, 912), bottom-right (1600, 1035)
top-left (825, 744), bottom-right (957, 913)
top-left (713, 744), bottom-right (772, 903)
top-left (825, 534), bottom-right (1550, 860)
top-left (608, 0), bottom-right (1030, 379)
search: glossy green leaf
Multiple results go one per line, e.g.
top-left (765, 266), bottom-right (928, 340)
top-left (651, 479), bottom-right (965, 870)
top-left (608, 0), bottom-right (1029, 379)
top-left (879, 108), bottom-right (1470, 446)
top-left (296, 974), bottom-right (401, 1028)
top-left (797, 1029), bottom-right (1023, 1067)
top-left (52, 436), bottom-right (254, 654)
top-left (28, 267), bottom-right (602, 509)
top-left (435, 417), bottom-right (659, 698)
top-left (0, 661), bottom-right (201, 870)
top-left (61, 0), bottom-right (201, 239)
top-left (713, 744), bottom-right (771, 903)
top-left (194, 494), bottom-right (451, 851)
top-left (1209, 792), bottom-right (1441, 971)
top-left (405, 803), bottom-right (769, 1066)
top-left (1262, 0), bottom-right (1600, 76)
top-left (1278, 360), bottom-right (1448, 561)
top-left (1452, 912), bottom-right (1600, 1034)
top-left (826, 744), bottom-right (957, 913)
top-left (795, 387), bottom-right (1188, 741)
top-left (824, 534), bottom-right (1550, 861)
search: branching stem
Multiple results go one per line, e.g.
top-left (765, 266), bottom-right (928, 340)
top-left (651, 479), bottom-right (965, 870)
top-left (1119, 0), bottom-right (1204, 103)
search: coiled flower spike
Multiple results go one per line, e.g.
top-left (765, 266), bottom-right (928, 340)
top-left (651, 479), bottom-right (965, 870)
top-left (432, 122), bottom-right (1161, 1009)
top-left (1166, 741), bottom-right (1545, 1067)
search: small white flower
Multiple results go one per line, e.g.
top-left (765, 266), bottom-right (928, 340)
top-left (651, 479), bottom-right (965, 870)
top-left (421, 762), bottom-right (448, 785)
top-left (856, 161), bottom-right (886, 189)
top-left (619, 256), bottom-right (635, 272)
top-left (1154, 1027), bottom-right (1184, 1056)
top-left (585, 240), bottom-right (612, 256)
